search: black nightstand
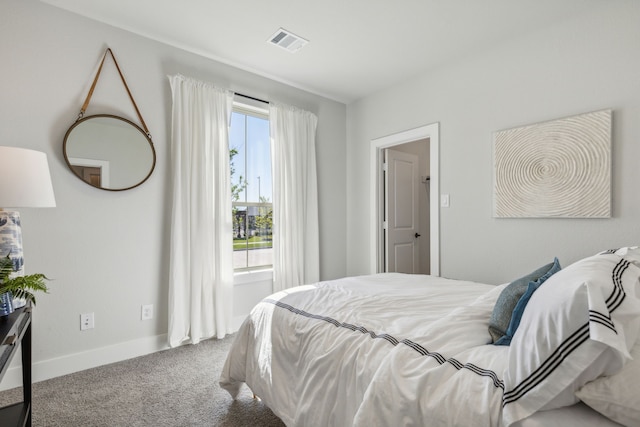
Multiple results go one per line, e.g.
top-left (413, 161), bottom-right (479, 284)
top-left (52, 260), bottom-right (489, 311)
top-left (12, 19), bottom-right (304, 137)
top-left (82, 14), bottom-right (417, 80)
top-left (0, 305), bottom-right (32, 427)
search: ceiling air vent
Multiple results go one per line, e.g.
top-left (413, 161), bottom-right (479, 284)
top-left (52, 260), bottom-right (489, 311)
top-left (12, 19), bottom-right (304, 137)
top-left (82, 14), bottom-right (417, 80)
top-left (268, 28), bottom-right (308, 53)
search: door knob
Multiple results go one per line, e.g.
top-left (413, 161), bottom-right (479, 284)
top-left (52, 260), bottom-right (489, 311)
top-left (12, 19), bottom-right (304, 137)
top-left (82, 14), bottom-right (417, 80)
top-left (415, 233), bottom-right (421, 238)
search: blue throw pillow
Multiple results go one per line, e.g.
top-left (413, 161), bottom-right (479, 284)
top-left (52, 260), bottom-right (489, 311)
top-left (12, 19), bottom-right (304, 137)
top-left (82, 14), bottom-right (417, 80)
top-left (488, 258), bottom-right (561, 345)
top-left (493, 257), bottom-right (561, 346)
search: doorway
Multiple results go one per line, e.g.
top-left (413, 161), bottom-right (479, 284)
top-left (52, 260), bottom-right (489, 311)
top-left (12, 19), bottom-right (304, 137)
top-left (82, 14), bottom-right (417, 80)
top-left (369, 123), bottom-right (440, 276)
top-left (385, 143), bottom-right (428, 274)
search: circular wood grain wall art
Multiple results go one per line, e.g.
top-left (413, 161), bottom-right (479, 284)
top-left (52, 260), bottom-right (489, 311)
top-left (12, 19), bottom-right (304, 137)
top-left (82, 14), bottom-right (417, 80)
top-left (494, 110), bottom-right (611, 218)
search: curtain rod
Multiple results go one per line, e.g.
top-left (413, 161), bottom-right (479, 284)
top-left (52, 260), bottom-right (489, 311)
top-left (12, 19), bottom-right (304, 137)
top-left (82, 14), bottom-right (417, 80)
top-left (235, 92), bottom-right (269, 104)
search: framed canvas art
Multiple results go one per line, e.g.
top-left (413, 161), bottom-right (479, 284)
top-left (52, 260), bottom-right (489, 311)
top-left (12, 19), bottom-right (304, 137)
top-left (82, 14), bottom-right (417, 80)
top-left (494, 110), bottom-right (611, 218)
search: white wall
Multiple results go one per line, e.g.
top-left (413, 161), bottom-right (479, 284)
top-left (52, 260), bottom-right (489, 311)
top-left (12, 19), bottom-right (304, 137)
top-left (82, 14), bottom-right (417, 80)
top-left (347, 2), bottom-right (640, 284)
top-left (0, 0), bottom-right (346, 387)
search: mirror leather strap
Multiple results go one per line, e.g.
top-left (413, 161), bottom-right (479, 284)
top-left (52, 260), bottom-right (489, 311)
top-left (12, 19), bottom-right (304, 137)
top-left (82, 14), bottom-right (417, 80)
top-left (80, 48), bottom-right (151, 137)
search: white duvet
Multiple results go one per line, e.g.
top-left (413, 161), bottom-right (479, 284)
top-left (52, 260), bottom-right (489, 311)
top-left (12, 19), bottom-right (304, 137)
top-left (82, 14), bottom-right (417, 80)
top-left (220, 273), bottom-right (510, 426)
top-left (221, 250), bottom-right (640, 427)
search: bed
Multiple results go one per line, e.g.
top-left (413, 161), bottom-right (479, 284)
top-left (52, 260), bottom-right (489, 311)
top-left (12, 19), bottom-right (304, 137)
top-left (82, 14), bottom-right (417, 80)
top-left (220, 247), bottom-right (640, 426)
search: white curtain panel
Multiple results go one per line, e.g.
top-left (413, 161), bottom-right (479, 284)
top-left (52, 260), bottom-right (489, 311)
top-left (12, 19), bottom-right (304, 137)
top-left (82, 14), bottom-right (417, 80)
top-left (167, 75), bottom-right (234, 347)
top-left (269, 102), bottom-right (320, 291)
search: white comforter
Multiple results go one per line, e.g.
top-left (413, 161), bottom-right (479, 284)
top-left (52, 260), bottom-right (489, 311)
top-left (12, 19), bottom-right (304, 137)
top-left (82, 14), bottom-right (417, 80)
top-left (220, 273), bottom-right (511, 426)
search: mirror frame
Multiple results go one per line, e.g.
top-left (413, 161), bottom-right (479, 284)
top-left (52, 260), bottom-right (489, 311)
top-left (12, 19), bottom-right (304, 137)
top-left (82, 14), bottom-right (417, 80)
top-left (63, 114), bottom-right (157, 191)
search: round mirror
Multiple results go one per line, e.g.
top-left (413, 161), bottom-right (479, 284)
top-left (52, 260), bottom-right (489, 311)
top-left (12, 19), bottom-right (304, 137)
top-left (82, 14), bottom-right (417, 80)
top-left (63, 114), bottom-right (156, 191)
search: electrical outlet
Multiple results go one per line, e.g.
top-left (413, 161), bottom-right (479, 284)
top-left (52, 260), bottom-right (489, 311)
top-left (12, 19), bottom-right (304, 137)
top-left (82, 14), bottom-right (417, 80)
top-left (141, 304), bottom-right (153, 320)
top-left (80, 312), bottom-right (94, 331)
top-left (441, 194), bottom-right (450, 208)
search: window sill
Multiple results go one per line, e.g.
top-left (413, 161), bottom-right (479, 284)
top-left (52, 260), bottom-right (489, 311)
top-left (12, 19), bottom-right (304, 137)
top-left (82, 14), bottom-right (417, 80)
top-left (234, 268), bottom-right (273, 286)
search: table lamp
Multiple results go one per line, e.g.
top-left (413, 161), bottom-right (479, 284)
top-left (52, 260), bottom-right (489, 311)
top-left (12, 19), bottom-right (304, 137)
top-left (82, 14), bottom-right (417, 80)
top-left (0, 146), bottom-right (56, 312)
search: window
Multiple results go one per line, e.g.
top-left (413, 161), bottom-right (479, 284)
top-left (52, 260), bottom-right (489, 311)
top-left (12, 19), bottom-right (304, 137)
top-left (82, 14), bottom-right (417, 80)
top-left (230, 104), bottom-right (272, 271)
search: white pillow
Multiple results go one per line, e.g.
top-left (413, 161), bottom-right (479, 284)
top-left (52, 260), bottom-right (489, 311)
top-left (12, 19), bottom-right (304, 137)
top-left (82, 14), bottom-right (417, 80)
top-left (576, 341), bottom-right (640, 427)
top-left (501, 252), bottom-right (640, 427)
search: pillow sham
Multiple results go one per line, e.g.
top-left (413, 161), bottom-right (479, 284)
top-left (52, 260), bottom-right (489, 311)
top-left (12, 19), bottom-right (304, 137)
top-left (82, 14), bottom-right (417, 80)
top-left (502, 252), bottom-right (640, 427)
top-left (576, 341), bottom-right (640, 427)
top-left (488, 259), bottom-right (560, 344)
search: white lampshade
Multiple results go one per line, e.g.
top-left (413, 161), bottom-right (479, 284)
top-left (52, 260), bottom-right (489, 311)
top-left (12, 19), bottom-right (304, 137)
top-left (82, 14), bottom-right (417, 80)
top-left (0, 146), bottom-right (56, 208)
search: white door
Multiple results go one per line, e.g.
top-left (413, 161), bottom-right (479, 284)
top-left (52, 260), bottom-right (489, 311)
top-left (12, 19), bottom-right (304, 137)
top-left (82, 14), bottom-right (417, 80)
top-left (385, 149), bottom-right (420, 273)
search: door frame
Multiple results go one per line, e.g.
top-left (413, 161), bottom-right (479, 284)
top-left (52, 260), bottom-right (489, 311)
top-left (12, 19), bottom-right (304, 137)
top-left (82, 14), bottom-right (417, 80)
top-left (369, 123), bottom-right (440, 275)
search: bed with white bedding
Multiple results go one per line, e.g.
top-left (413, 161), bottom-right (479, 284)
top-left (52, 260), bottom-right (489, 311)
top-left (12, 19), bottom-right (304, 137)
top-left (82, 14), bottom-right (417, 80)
top-left (220, 248), bottom-right (640, 426)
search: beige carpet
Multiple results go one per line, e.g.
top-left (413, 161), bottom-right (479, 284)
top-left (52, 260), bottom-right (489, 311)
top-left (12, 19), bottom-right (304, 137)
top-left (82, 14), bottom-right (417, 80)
top-left (0, 334), bottom-right (285, 426)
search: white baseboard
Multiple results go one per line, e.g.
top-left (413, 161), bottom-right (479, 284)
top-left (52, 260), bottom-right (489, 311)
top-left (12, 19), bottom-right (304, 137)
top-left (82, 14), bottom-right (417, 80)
top-left (1, 306), bottom-right (255, 392)
top-left (0, 333), bottom-right (169, 391)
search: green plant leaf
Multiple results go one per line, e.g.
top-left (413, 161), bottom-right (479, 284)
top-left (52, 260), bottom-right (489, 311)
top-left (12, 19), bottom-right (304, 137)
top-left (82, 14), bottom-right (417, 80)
top-left (0, 272), bottom-right (50, 306)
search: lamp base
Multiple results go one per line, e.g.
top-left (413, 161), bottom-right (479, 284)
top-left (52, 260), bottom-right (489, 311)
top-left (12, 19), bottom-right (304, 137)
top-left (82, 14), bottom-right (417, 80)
top-left (0, 211), bottom-right (25, 312)
top-left (0, 210), bottom-right (25, 274)
top-left (0, 291), bottom-right (13, 316)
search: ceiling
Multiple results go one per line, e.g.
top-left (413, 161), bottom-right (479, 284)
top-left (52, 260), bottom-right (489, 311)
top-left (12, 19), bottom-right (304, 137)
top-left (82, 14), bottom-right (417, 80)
top-left (41, 0), bottom-right (605, 104)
